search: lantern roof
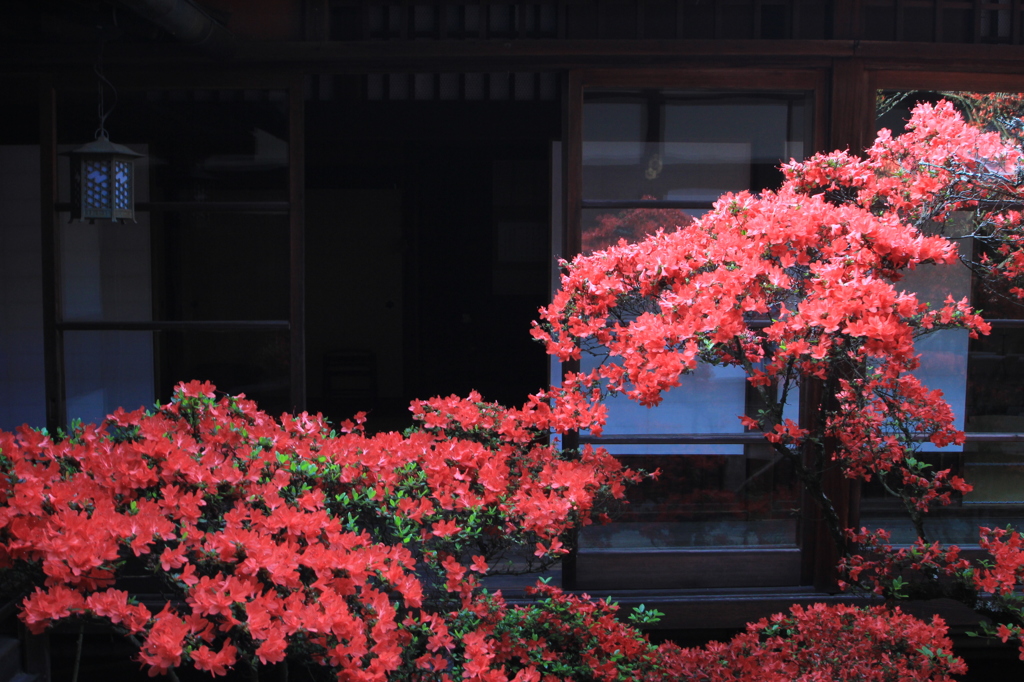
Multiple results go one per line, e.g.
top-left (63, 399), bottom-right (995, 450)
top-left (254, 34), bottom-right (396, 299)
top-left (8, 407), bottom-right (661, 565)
top-left (62, 135), bottom-right (145, 158)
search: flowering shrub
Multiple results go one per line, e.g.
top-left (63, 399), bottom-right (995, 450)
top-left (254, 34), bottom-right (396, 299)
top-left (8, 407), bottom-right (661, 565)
top-left (483, 585), bottom-right (968, 681)
top-left (0, 381), bottom-right (645, 679)
top-left (0, 382), bottom-right (970, 681)
top-left (673, 603), bottom-right (966, 681)
top-left (532, 97), bottom-right (1024, 665)
top-left (533, 100), bottom-right (1000, 553)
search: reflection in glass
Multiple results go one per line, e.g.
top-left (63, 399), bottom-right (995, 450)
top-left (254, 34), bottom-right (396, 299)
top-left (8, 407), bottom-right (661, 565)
top-left (583, 90), bottom-right (813, 203)
top-left (900, 255), bottom-right (973, 450)
top-left (157, 330), bottom-right (290, 417)
top-left (965, 441), bottom-right (1024, 504)
top-left (581, 207), bottom-right (696, 255)
top-left (575, 89), bottom-right (813, 555)
top-left (863, 89), bottom-right (1024, 544)
top-left (972, 238), bottom-right (1024, 320)
top-left (967, 327), bottom-right (1024, 432)
top-left (65, 331), bottom-right (154, 424)
top-left (61, 219), bottom-right (152, 322)
top-left (861, 442), bottom-right (1024, 544)
top-left (579, 449), bottom-right (800, 548)
top-left (582, 352), bottom-right (749, 455)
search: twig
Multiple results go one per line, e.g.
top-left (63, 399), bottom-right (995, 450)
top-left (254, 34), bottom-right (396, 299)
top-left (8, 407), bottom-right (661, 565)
top-left (71, 624), bottom-right (83, 682)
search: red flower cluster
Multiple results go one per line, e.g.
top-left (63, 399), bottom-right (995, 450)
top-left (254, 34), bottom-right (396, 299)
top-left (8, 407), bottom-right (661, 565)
top-left (672, 602), bottom-right (966, 681)
top-left (0, 381), bottom-right (637, 679)
top-left (0, 383), bottom-right (971, 681)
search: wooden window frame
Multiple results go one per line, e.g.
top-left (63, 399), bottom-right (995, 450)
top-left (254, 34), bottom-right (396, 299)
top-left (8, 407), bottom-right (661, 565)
top-left (862, 69), bottom-right (1024, 552)
top-left (561, 67), bottom-right (831, 593)
top-left (39, 72), bottom-right (307, 430)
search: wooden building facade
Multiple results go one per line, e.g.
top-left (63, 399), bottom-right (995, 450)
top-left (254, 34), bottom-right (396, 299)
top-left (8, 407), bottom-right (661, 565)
top-left (4, 0), bottom-right (1024, 638)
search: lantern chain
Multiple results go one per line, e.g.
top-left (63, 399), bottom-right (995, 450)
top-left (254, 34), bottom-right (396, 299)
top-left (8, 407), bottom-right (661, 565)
top-left (94, 36), bottom-right (117, 141)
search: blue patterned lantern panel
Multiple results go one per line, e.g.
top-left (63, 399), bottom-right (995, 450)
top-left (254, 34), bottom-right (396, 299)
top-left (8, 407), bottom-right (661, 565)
top-left (65, 137), bottom-right (143, 223)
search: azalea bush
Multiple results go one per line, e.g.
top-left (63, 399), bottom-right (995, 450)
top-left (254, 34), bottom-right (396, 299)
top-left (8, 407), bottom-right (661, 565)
top-left (534, 100), bottom-right (1006, 553)
top-left (0, 381), bottom-right (646, 680)
top-left (535, 96), bottom-right (1024, 661)
top-left (672, 602), bottom-right (965, 681)
top-left (0, 381), bottom-right (967, 680)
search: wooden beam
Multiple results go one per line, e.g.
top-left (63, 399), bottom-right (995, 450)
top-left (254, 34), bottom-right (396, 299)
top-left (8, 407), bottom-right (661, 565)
top-left (563, 69), bottom-right (582, 271)
top-left (11, 38), bottom-right (1024, 75)
top-left (575, 67), bottom-right (826, 89)
top-left (0, 39), bottom-right (852, 71)
top-left (872, 68), bottom-right (1024, 91)
top-left (57, 321), bottom-right (290, 331)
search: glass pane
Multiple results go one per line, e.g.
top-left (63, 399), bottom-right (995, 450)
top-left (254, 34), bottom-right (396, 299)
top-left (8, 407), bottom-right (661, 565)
top-left (0, 145), bottom-right (45, 429)
top-left (59, 176), bottom-right (291, 324)
top-left (965, 441), bottom-right (1024, 504)
top-left (153, 212), bottom-right (289, 321)
top-left (874, 94), bottom-right (1024, 435)
top-left (967, 327), bottom-right (1024, 432)
top-left (862, 442), bottom-right (1024, 544)
top-left (573, 88), bottom-right (814, 577)
top-left (877, 90), bottom-right (1024, 143)
top-left (900, 254), bottom-right (974, 450)
top-left (972, 237), bottom-right (1024, 320)
top-left (581, 206), bottom-right (697, 255)
top-left (156, 329), bottom-right (290, 417)
top-left (65, 331), bottom-right (155, 424)
top-left (60, 214), bottom-right (153, 322)
top-left (58, 144), bottom-right (151, 322)
top-left (862, 90), bottom-right (1024, 543)
top-left (582, 351), bottom-right (749, 455)
top-left (582, 90), bottom-right (813, 202)
top-left (578, 449), bottom-right (800, 549)
top-left (859, 510), bottom-right (1024, 546)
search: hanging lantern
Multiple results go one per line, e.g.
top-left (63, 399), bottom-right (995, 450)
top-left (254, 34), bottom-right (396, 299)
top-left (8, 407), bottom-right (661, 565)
top-left (64, 135), bottom-right (144, 223)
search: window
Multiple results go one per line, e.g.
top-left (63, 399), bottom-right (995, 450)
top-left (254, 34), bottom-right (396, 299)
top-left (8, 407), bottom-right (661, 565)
top-left (563, 71), bottom-right (823, 589)
top-left (38, 80), bottom-right (304, 428)
top-left (859, 87), bottom-right (1024, 545)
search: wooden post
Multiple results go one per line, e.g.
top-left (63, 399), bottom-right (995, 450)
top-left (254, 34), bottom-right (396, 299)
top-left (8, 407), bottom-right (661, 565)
top-left (830, 58), bottom-right (872, 154)
top-left (20, 624), bottom-right (50, 682)
top-left (39, 76), bottom-right (65, 432)
top-left (304, 0), bottom-right (330, 42)
top-left (289, 75), bottom-right (307, 413)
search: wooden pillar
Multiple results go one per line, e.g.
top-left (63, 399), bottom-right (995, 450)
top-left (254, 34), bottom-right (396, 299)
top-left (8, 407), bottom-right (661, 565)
top-left (798, 56), bottom-right (874, 590)
top-left (39, 77), bottom-right (65, 432)
top-left (563, 70), bottom-right (582, 263)
top-left (832, 0), bottom-right (861, 40)
top-left (830, 58), bottom-right (872, 154)
top-left (559, 69), bottom-right (583, 590)
top-left (304, 0), bottom-right (330, 41)
top-left (289, 75), bottom-right (307, 413)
